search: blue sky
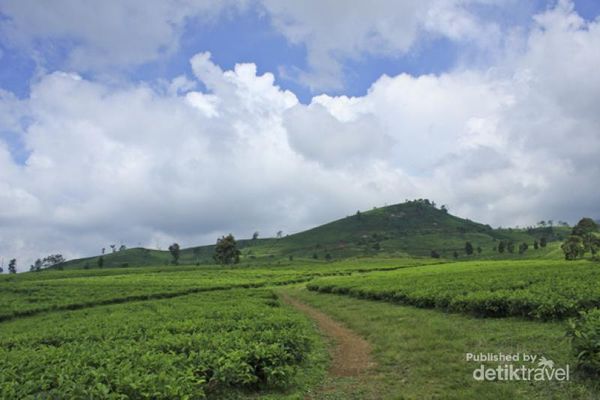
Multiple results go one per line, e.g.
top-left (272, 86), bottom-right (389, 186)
top-left (1, 0), bottom-right (597, 103)
top-left (0, 0), bottom-right (599, 268)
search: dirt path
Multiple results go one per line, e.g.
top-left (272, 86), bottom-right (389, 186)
top-left (280, 292), bottom-right (375, 378)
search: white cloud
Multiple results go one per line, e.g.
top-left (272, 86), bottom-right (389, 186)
top-left (0, 1), bottom-right (599, 270)
top-left (0, 0), bottom-right (243, 71)
top-left (260, 0), bottom-right (510, 90)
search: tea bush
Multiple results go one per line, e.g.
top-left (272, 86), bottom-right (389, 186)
top-left (0, 289), bottom-right (313, 399)
top-left (308, 260), bottom-right (600, 320)
top-left (567, 308), bottom-right (600, 377)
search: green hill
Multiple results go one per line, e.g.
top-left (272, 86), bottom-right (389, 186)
top-left (56, 200), bottom-right (569, 269)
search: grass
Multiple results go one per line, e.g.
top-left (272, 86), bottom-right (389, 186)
top-left (285, 287), bottom-right (599, 399)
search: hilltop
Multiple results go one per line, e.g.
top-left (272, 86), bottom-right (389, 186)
top-left (57, 200), bottom-right (569, 269)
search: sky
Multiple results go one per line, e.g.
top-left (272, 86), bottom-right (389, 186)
top-left (0, 0), bottom-right (599, 270)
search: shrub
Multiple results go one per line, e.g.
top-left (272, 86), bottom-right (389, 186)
top-left (567, 308), bottom-right (600, 377)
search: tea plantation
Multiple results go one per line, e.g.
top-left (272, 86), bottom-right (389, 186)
top-left (0, 289), bottom-right (319, 399)
top-left (307, 259), bottom-right (600, 320)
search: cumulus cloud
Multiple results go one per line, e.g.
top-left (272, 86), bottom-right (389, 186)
top-left (0, 0), bottom-right (243, 71)
top-left (260, 0), bottom-right (510, 90)
top-left (0, 1), bottom-right (599, 270)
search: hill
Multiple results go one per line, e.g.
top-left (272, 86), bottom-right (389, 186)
top-left (56, 200), bottom-right (569, 269)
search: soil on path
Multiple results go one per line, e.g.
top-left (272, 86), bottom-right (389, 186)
top-left (280, 292), bottom-right (375, 377)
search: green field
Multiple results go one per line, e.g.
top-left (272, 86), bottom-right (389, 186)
top-left (2, 255), bottom-right (600, 398)
top-left (307, 259), bottom-right (600, 320)
top-left (0, 258), bottom-right (440, 322)
top-left (2, 203), bottom-right (599, 398)
top-left (0, 289), bottom-right (323, 399)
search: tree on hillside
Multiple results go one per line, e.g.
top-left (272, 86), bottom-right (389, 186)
top-left (101, 247), bottom-right (105, 255)
top-left (441, 205), bottom-right (448, 213)
top-left (572, 218), bottom-right (598, 237)
top-left (562, 235), bottom-right (585, 260)
top-left (168, 243), bottom-right (181, 265)
top-left (98, 256), bottom-right (104, 268)
top-left (507, 242), bottom-right (515, 254)
top-left (562, 218), bottom-right (600, 260)
top-left (430, 250), bottom-right (440, 259)
top-left (453, 251), bottom-right (459, 259)
top-left (8, 259), bottom-right (17, 274)
top-left (518, 242), bottom-right (528, 255)
top-left (465, 242), bottom-right (474, 256)
top-left (325, 253), bottom-right (332, 261)
top-left (477, 246), bottom-right (482, 254)
top-left (540, 237), bottom-right (547, 247)
top-left (40, 254), bottom-right (65, 269)
top-left (276, 230), bottom-right (283, 239)
top-left (30, 258), bottom-right (42, 272)
top-left (119, 245), bottom-right (126, 251)
top-left (572, 218), bottom-right (599, 255)
top-left (213, 235), bottom-right (240, 265)
top-left (498, 241), bottom-right (505, 253)
top-left (252, 231), bottom-right (259, 241)
top-left (533, 240), bottom-right (539, 250)
top-left (110, 244), bottom-right (116, 253)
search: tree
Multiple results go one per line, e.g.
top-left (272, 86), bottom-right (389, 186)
top-left (441, 205), bottom-right (448, 213)
top-left (453, 251), bottom-right (459, 259)
top-left (276, 230), bottom-right (283, 239)
top-left (572, 218), bottom-right (599, 255)
top-left (168, 243), bottom-right (181, 265)
top-left (572, 218), bottom-right (599, 237)
top-left (562, 217), bottom-right (600, 259)
top-left (540, 237), bottom-right (547, 247)
top-left (110, 244), bottom-right (116, 253)
top-left (477, 246), bottom-right (482, 254)
top-left (98, 256), bottom-right (104, 268)
top-left (430, 250), bottom-right (440, 259)
top-left (518, 242), bottom-right (528, 255)
top-left (465, 242), bottom-right (474, 255)
top-left (325, 253), bottom-right (332, 261)
top-left (312, 253), bottom-right (318, 259)
top-left (119, 245), bottom-right (126, 251)
top-left (507, 241), bottom-right (515, 254)
top-left (32, 259), bottom-right (42, 272)
top-left (8, 259), bottom-right (17, 274)
top-left (213, 234), bottom-right (240, 265)
top-left (498, 241), bottom-right (505, 253)
top-left (252, 231), bottom-right (259, 240)
top-left (288, 255), bottom-right (294, 261)
top-left (562, 235), bottom-right (585, 260)
top-left (533, 240), bottom-right (539, 250)
top-left (101, 247), bottom-right (105, 255)
top-left (41, 254), bottom-right (65, 269)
